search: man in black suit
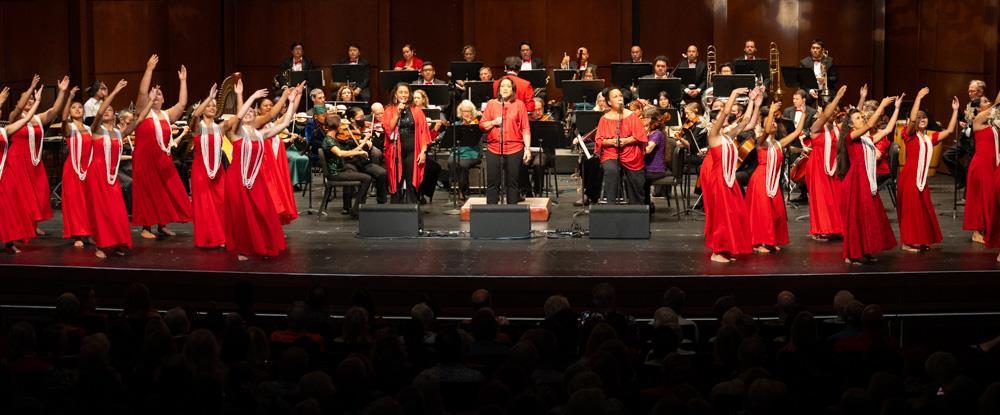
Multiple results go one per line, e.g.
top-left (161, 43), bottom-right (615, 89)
top-left (733, 39), bottom-right (759, 61)
top-left (339, 44), bottom-right (371, 102)
top-left (412, 62), bottom-right (447, 85)
top-left (781, 89), bottom-right (817, 132)
top-left (518, 41), bottom-right (544, 70)
top-left (561, 46), bottom-right (597, 72)
top-left (640, 56), bottom-right (671, 79)
top-left (629, 45), bottom-right (644, 63)
top-left (277, 42), bottom-right (314, 90)
top-left (800, 39), bottom-right (836, 101)
top-left (680, 45), bottom-right (707, 101)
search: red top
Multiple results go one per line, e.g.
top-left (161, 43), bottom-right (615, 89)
top-left (493, 75), bottom-right (535, 113)
top-left (595, 112), bottom-right (648, 171)
top-left (480, 99), bottom-right (529, 155)
top-left (393, 56), bottom-right (424, 70)
top-left (875, 136), bottom-right (891, 175)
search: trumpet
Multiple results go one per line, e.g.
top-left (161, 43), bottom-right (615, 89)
top-left (769, 42), bottom-right (784, 103)
top-left (706, 45), bottom-right (717, 86)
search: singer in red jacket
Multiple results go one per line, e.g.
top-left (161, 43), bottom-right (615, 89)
top-left (480, 77), bottom-right (531, 204)
top-left (595, 88), bottom-right (648, 204)
top-left (492, 56), bottom-right (535, 113)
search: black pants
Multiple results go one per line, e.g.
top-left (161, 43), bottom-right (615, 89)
top-left (392, 154), bottom-right (420, 204)
top-left (644, 171), bottom-right (669, 205)
top-left (520, 151), bottom-right (552, 197)
top-left (601, 160), bottom-right (645, 204)
top-left (420, 159), bottom-right (442, 201)
top-left (943, 136), bottom-right (972, 188)
top-left (344, 161), bottom-right (388, 205)
top-left (485, 150), bottom-right (523, 204)
top-left (330, 170), bottom-right (372, 214)
top-left (581, 156), bottom-right (603, 203)
top-left (451, 157), bottom-right (481, 193)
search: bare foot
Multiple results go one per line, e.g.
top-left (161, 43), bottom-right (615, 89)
top-left (11, 245), bottom-right (21, 254)
top-left (810, 234), bottom-right (829, 242)
top-left (996, 253), bottom-right (1000, 263)
top-left (73, 239), bottom-right (84, 248)
top-left (95, 249), bottom-right (107, 259)
top-left (157, 226), bottom-right (176, 236)
top-left (773, 245), bottom-right (782, 252)
top-left (711, 253), bottom-right (732, 263)
top-left (973, 231), bottom-right (985, 244)
top-left (35, 227), bottom-right (46, 236)
top-left (754, 246), bottom-right (772, 254)
top-left (140, 228), bottom-right (156, 239)
top-left (902, 244), bottom-right (920, 253)
top-left (237, 254), bottom-right (249, 261)
top-left (844, 258), bottom-right (862, 265)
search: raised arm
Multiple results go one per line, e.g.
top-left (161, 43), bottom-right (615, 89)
top-left (851, 96), bottom-right (893, 139)
top-left (737, 87), bottom-right (764, 133)
top-left (810, 85), bottom-right (848, 133)
top-left (253, 83), bottom-right (299, 129)
top-left (973, 90), bottom-right (1000, 129)
top-left (136, 54), bottom-right (159, 110)
top-left (260, 89), bottom-right (301, 138)
top-left (939, 97), bottom-right (960, 142)
top-left (760, 102), bottom-right (780, 145)
top-left (38, 76), bottom-right (70, 125)
top-left (872, 94), bottom-right (904, 142)
top-left (709, 87), bottom-right (747, 141)
top-left (221, 79), bottom-right (244, 134)
top-left (778, 103), bottom-right (810, 147)
top-left (232, 88), bottom-right (267, 135)
top-left (164, 65), bottom-right (188, 122)
top-left (60, 86), bottom-right (79, 129)
top-left (91, 79), bottom-right (127, 132)
top-left (191, 83), bottom-right (218, 120)
top-left (9, 74), bottom-right (40, 123)
top-left (4, 89), bottom-right (42, 135)
top-left (905, 87), bottom-right (929, 136)
top-left (0, 86), bottom-right (9, 119)
top-left (856, 84), bottom-right (868, 111)
top-left (123, 87), bottom-right (158, 137)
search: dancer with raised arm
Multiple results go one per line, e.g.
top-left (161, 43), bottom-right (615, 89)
top-left (58, 86), bottom-right (94, 247)
top-left (0, 87), bottom-right (44, 253)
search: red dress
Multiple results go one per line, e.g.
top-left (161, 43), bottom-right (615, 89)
top-left (804, 127), bottom-right (843, 235)
top-left (746, 144), bottom-right (789, 247)
top-left (700, 139), bottom-right (751, 255)
top-left (8, 118), bottom-right (53, 222)
top-left (224, 132), bottom-right (286, 257)
top-left (131, 111), bottom-right (192, 227)
top-left (0, 130), bottom-right (37, 244)
top-left (60, 125), bottom-right (94, 238)
top-left (86, 128), bottom-right (132, 249)
top-left (190, 124), bottom-right (227, 247)
top-left (897, 130), bottom-right (942, 246)
top-left (963, 127), bottom-right (998, 232)
top-left (841, 133), bottom-right (896, 258)
top-left (984, 163), bottom-right (1000, 248)
top-left (261, 135), bottom-right (298, 225)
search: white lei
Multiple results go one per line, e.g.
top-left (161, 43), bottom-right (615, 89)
top-left (914, 131), bottom-right (934, 192)
top-left (860, 134), bottom-right (878, 196)
top-left (822, 124), bottom-right (839, 176)
top-left (0, 129), bottom-right (8, 181)
top-left (26, 115), bottom-right (44, 166)
top-left (149, 110), bottom-right (171, 154)
top-left (993, 127), bottom-right (1000, 167)
top-left (266, 122), bottom-right (281, 158)
top-left (199, 120), bottom-right (223, 179)
top-left (68, 123), bottom-right (94, 181)
top-left (765, 140), bottom-right (781, 198)
top-left (100, 126), bottom-right (124, 185)
top-left (240, 126), bottom-right (264, 189)
top-left (719, 135), bottom-right (738, 188)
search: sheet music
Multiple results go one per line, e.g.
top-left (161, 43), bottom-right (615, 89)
top-left (577, 134), bottom-right (593, 159)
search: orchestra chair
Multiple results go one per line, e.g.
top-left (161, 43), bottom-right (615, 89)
top-left (316, 149), bottom-right (361, 218)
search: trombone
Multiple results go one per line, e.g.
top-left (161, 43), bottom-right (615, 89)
top-left (706, 45), bottom-right (717, 86)
top-left (769, 42), bottom-right (784, 102)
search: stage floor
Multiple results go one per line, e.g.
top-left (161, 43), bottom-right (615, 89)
top-left (2, 175), bottom-right (998, 317)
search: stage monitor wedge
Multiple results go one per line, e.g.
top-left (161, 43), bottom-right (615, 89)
top-left (359, 204), bottom-right (422, 238)
top-left (589, 204), bottom-right (650, 239)
top-left (470, 204), bottom-right (531, 239)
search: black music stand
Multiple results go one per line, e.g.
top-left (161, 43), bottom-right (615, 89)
top-left (422, 107), bottom-right (443, 122)
top-left (711, 74), bottom-right (756, 97)
top-left (611, 62), bottom-right (653, 88)
top-left (463, 81), bottom-right (494, 107)
top-left (518, 69), bottom-right (548, 89)
top-left (636, 78), bottom-right (683, 105)
top-left (379, 70), bottom-right (419, 93)
top-left (562, 80), bottom-right (604, 104)
top-left (331, 64), bottom-right (368, 89)
top-left (529, 120), bottom-right (567, 198)
top-left (449, 61), bottom-right (483, 82)
top-left (732, 59), bottom-right (769, 79)
top-left (330, 101), bottom-right (372, 114)
top-left (673, 67), bottom-right (698, 88)
top-left (575, 110), bottom-right (602, 136)
top-left (775, 117), bottom-right (798, 136)
top-left (781, 67), bottom-right (819, 91)
top-left (553, 69), bottom-right (579, 88)
top-left (442, 124), bottom-right (484, 211)
top-left (411, 84), bottom-right (451, 107)
top-left (290, 70), bottom-right (325, 111)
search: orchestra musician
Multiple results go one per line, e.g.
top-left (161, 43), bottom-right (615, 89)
top-left (480, 77), bottom-right (531, 204)
top-left (479, 67), bottom-right (494, 81)
top-left (83, 80), bottom-right (108, 123)
top-left (319, 106), bottom-right (374, 219)
top-left (494, 56), bottom-right (536, 113)
top-left (452, 100), bottom-right (483, 200)
top-left (393, 44), bottom-right (424, 71)
top-left (341, 106), bottom-right (388, 206)
top-left (596, 88), bottom-right (648, 204)
top-left (800, 39), bottom-right (836, 101)
top-left (734, 40), bottom-right (759, 61)
top-left (641, 56), bottom-right (671, 79)
top-left (410, 89), bottom-right (444, 203)
top-left (640, 105), bottom-right (669, 212)
top-left (339, 44), bottom-right (371, 102)
top-left (629, 45), bottom-right (645, 63)
top-left (523, 97), bottom-right (555, 197)
top-left (413, 62), bottom-right (447, 86)
top-left (519, 41), bottom-right (544, 71)
top-left (336, 85), bottom-right (357, 103)
top-left (462, 45), bottom-right (477, 62)
top-left (276, 42), bottom-right (314, 88)
top-left (681, 45), bottom-right (707, 102)
top-left (561, 47), bottom-right (597, 72)
top-left (306, 88), bottom-right (326, 116)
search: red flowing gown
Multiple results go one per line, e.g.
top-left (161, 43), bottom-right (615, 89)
top-left (746, 145), bottom-right (789, 247)
top-left (190, 130), bottom-right (227, 247)
top-left (8, 121), bottom-right (53, 222)
top-left (0, 132), bottom-right (37, 244)
top-left (701, 140), bottom-right (752, 255)
top-left (131, 112), bottom-right (192, 227)
top-left (224, 136), bottom-right (286, 257)
top-left (86, 131), bottom-right (132, 249)
top-left (897, 130), bottom-right (942, 246)
top-left (261, 136), bottom-right (298, 225)
top-left (60, 129), bottom-right (93, 238)
top-left (841, 133), bottom-right (896, 259)
top-left (804, 128), bottom-right (843, 236)
top-left (963, 127), bottom-right (998, 232)
top-left (984, 160), bottom-right (1000, 248)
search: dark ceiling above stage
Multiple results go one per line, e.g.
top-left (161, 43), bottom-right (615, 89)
top-left (0, 0), bottom-right (996, 120)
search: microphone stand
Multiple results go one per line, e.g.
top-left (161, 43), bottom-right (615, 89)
top-left (499, 98), bottom-right (506, 204)
top-left (616, 105), bottom-right (626, 204)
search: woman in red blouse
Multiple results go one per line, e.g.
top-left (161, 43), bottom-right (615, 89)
top-left (393, 44), bottom-right (424, 71)
top-left (479, 77), bottom-right (530, 204)
top-left (595, 88), bottom-right (648, 204)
